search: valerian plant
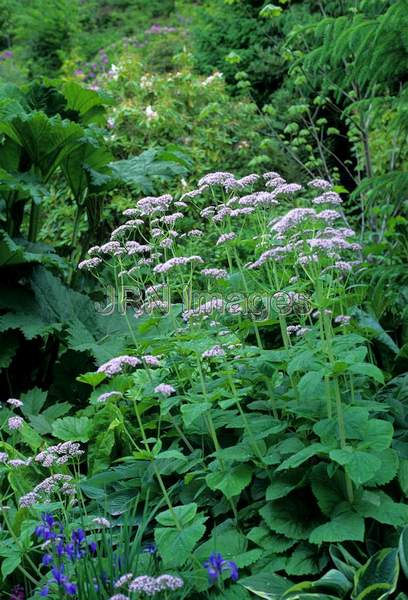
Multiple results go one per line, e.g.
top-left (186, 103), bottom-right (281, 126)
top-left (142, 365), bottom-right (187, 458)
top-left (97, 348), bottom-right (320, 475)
top-left (53, 169), bottom-right (406, 594)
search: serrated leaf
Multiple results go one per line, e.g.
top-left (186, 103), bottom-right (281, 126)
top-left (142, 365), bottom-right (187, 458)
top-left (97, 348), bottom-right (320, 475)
top-left (155, 516), bottom-right (206, 567)
top-left (206, 465), bottom-right (252, 499)
top-left (52, 416), bottom-right (91, 442)
top-left (356, 491), bottom-right (408, 526)
top-left (309, 512), bottom-right (365, 544)
top-left (156, 503), bottom-right (197, 527)
top-left (329, 448), bottom-right (381, 484)
top-left (277, 444), bottom-right (326, 471)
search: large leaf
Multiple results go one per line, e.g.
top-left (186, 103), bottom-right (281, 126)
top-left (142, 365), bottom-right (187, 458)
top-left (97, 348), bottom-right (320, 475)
top-left (309, 512), bottom-right (365, 544)
top-left (206, 464), bottom-right (252, 499)
top-left (352, 548), bottom-right (399, 600)
top-left (154, 516), bottom-right (207, 567)
top-left (52, 416), bottom-right (91, 442)
top-left (0, 111), bottom-right (84, 181)
top-left (240, 573), bottom-right (293, 599)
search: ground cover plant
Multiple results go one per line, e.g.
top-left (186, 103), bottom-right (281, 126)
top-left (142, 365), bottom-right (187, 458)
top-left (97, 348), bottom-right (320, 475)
top-left (1, 1), bottom-right (408, 599)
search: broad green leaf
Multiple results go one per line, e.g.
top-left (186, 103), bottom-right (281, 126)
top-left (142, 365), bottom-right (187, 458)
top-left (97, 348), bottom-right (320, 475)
top-left (76, 372), bottom-right (107, 387)
top-left (309, 512), bottom-right (365, 544)
top-left (1, 552), bottom-right (21, 579)
top-left (156, 503), bottom-right (197, 527)
top-left (181, 402), bottom-right (212, 427)
top-left (206, 464), bottom-right (252, 499)
top-left (329, 448), bottom-right (381, 484)
top-left (21, 387), bottom-right (47, 416)
top-left (348, 363), bottom-right (384, 384)
top-left (260, 497), bottom-right (321, 540)
top-left (277, 444), bottom-right (326, 471)
top-left (359, 420), bottom-right (393, 451)
top-left (283, 569), bottom-right (351, 597)
top-left (239, 573), bottom-right (293, 599)
top-left (155, 516), bottom-right (206, 567)
top-left (356, 491), bottom-right (408, 526)
top-left (266, 471), bottom-right (304, 500)
top-left (286, 543), bottom-right (326, 576)
top-left (398, 527), bottom-right (408, 580)
top-left (352, 548), bottom-right (399, 600)
top-left (52, 416), bottom-right (91, 442)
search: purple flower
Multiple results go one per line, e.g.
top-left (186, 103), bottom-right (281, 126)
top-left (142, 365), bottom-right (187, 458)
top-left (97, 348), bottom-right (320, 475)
top-left (154, 383), bottom-right (175, 396)
top-left (8, 416), bottom-right (24, 430)
top-left (7, 398), bottom-right (23, 408)
top-left (204, 553), bottom-right (239, 583)
top-left (42, 554), bottom-right (53, 566)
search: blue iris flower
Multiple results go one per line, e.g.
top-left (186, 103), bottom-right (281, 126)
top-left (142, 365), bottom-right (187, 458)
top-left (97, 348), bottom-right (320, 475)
top-left (204, 553), bottom-right (239, 583)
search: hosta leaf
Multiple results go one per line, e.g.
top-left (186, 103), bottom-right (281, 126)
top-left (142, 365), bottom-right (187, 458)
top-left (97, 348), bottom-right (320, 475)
top-left (283, 569), bottom-right (351, 597)
top-left (52, 416), bottom-right (91, 442)
top-left (206, 464), bottom-right (252, 499)
top-left (239, 573), bottom-right (293, 599)
top-left (309, 512), bottom-right (365, 544)
top-left (398, 527), bottom-right (408, 580)
top-left (352, 548), bottom-right (399, 600)
top-left (155, 516), bottom-right (206, 567)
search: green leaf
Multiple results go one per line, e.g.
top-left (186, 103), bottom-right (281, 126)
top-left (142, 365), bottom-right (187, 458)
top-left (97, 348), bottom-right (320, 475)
top-left (329, 448), bottom-right (381, 484)
top-left (348, 363), bottom-right (384, 384)
top-left (156, 503), bottom-right (198, 527)
top-left (398, 527), bottom-right (408, 580)
top-left (260, 4), bottom-right (283, 18)
top-left (181, 402), bottom-right (212, 427)
top-left (352, 549), bottom-right (399, 600)
top-left (1, 552), bottom-right (21, 579)
top-left (356, 491), bottom-right (408, 526)
top-left (283, 569), bottom-right (352, 597)
top-left (0, 331), bottom-right (18, 369)
top-left (240, 573), bottom-right (293, 599)
top-left (76, 372), bottom-right (107, 387)
top-left (21, 387), bottom-right (47, 417)
top-left (206, 465), bottom-right (252, 499)
top-left (286, 543), bottom-right (326, 576)
top-left (155, 516), bottom-right (207, 567)
top-left (359, 420), bottom-right (393, 451)
top-left (52, 416), bottom-right (91, 442)
top-left (260, 497), bottom-right (321, 540)
top-left (309, 512), bottom-right (365, 544)
top-left (266, 471), bottom-right (303, 500)
top-left (277, 444), bottom-right (326, 471)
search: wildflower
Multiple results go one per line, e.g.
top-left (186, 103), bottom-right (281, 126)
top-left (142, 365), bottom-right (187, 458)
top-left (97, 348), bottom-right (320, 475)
top-left (93, 517), bottom-right (111, 528)
top-left (145, 105), bottom-right (158, 120)
top-left (129, 575), bottom-right (159, 595)
top-left (334, 315), bottom-right (351, 325)
top-left (308, 178), bottom-right (332, 190)
top-left (144, 355), bottom-right (160, 367)
top-left (333, 260), bottom-right (353, 272)
top-left (187, 229), bottom-right (203, 237)
top-left (122, 208), bottom-right (140, 217)
top-left (161, 212), bottom-right (184, 225)
top-left (0, 452), bottom-right (8, 463)
top-left (287, 325), bottom-right (302, 335)
top-left (312, 191), bottom-right (342, 205)
top-left (270, 208), bottom-right (317, 235)
top-left (216, 232), bottom-right (236, 246)
top-left (204, 553), bottom-right (239, 583)
top-left (10, 585), bottom-right (25, 600)
top-left (265, 176), bottom-right (286, 188)
top-left (156, 574), bottom-right (184, 591)
top-left (125, 241), bottom-right (151, 255)
top-left (97, 355), bottom-right (141, 376)
top-left (114, 574), bottom-right (134, 589)
top-left (159, 237), bottom-right (173, 249)
top-left (110, 595), bottom-right (130, 600)
top-left (263, 171), bottom-right (282, 180)
top-left (153, 255), bottom-right (203, 274)
top-left (202, 345), bottom-right (225, 359)
top-left (7, 398), bottom-right (23, 408)
top-left (275, 183), bottom-right (303, 194)
top-left (198, 172), bottom-right (235, 188)
top-left (78, 257), bottom-right (102, 270)
top-left (97, 391), bottom-right (123, 403)
top-left (154, 383), bottom-right (175, 396)
top-left (100, 241), bottom-right (124, 255)
top-left (19, 492), bottom-right (39, 507)
top-left (8, 416), bottom-right (24, 430)
top-left (8, 459), bottom-right (31, 468)
top-left (318, 209), bottom-right (341, 222)
top-left (296, 327), bottom-right (311, 336)
top-left (201, 268), bottom-right (228, 279)
top-left (237, 174), bottom-right (259, 187)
